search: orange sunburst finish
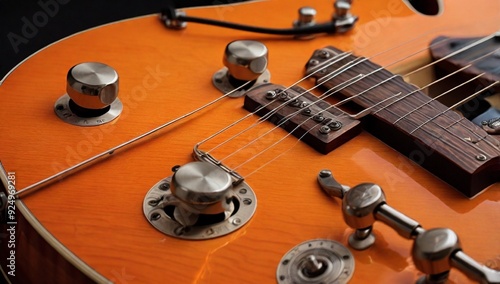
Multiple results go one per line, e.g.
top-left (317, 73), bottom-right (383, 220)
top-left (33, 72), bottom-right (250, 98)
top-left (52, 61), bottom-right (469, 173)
top-left (0, 0), bottom-right (499, 283)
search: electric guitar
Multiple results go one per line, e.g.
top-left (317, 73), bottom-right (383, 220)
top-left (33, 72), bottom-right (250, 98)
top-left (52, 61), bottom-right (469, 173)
top-left (1, 0), bottom-right (499, 283)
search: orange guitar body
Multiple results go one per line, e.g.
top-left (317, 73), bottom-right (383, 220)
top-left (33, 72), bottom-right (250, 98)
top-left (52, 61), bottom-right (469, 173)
top-left (0, 0), bottom-right (499, 283)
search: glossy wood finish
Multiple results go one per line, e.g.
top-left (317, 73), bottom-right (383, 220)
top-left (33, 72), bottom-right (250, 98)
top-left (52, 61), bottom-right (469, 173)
top-left (0, 0), bottom-right (499, 283)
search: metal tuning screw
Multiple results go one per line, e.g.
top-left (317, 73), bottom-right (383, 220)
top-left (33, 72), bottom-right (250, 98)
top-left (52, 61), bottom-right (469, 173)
top-left (212, 40), bottom-right (271, 97)
top-left (333, 0), bottom-right (358, 33)
top-left (293, 7), bottom-right (317, 39)
top-left (54, 62), bottom-right (123, 126)
top-left (317, 170), bottom-right (500, 283)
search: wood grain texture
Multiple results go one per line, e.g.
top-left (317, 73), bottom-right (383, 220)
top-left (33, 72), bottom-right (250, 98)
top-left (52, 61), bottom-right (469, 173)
top-left (309, 46), bottom-right (500, 197)
top-left (0, 0), bottom-right (499, 283)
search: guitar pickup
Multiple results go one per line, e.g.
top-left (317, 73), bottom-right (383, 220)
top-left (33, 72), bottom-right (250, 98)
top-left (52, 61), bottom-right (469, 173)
top-left (243, 83), bottom-right (362, 154)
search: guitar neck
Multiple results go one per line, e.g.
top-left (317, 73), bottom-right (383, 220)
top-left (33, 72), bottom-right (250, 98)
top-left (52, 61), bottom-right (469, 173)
top-left (307, 46), bottom-right (500, 197)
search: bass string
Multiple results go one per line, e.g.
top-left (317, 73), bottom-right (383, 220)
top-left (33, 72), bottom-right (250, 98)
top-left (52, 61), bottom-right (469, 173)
top-left (215, 33), bottom-right (499, 172)
top-left (230, 73), bottom-right (489, 172)
top-left (14, 80), bottom-right (255, 197)
top-left (219, 73), bottom-right (367, 163)
top-left (201, 36), bottom-right (455, 158)
top-left (412, 82), bottom-right (499, 135)
top-left (330, 34), bottom-right (500, 154)
top-left (382, 46), bottom-right (500, 126)
top-left (375, 46), bottom-right (500, 151)
top-left (13, 33), bottom-right (451, 197)
top-left (194, 51), bottom-right (354, 151)
top-left (232, 92), bottom-right (403, 172)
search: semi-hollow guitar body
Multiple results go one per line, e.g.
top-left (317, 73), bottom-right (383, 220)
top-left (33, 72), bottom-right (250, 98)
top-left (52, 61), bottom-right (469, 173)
top-left (0, 0), bottom-right (499, 283)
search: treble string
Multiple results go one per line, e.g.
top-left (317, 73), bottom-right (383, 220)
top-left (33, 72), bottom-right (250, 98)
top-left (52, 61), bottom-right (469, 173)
top-left (232, 92), bottom-right (403, 172)
top-left (382, 46), bottom-right (500, 149)
top-left (375, 48), bottom-right (500, 152)
top-left (201, 35), bottom-right (455, 158)
top-left (411, 82), bottom-right (499, 134)
top-left (213, 33), bottom-right (499, 174)
top-left (194, 51), bottom-right (354, 150)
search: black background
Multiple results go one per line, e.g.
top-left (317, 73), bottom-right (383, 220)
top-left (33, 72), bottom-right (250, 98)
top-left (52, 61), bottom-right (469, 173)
top-left (0, 0), bottom-right (246, 80)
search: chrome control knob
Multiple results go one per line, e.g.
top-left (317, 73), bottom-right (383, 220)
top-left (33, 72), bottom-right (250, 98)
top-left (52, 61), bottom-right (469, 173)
top-left (171, 162), bottom-right (232, 207)
top-left (66, 62), bottom-right (119, 109)
top-left (170, 162), bottom-right (234, 226)
top-left (223, 40), bottom-right (268, 82)
top-left (55, 62), bottom-right (123, 126)
top-left (213, 40), bottom-right (271, 96)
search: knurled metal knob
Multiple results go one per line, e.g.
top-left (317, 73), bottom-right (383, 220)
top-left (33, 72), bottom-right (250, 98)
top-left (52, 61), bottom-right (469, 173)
top-left (66, 62), bottom-right (119, 109)
top-left (223, 40), bottom-right (269, 82)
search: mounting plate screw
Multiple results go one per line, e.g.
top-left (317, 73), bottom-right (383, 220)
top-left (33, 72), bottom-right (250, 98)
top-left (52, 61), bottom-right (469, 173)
top-left (319, 170), bottom-right (332, 178)
top-left (475, 154), bottom-right (487, 161)
top-left (159, 182), bottom-right (170, 191)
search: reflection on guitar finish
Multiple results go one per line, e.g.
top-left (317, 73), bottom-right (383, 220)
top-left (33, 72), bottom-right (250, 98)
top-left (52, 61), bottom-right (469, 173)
top-left (0, 0), bottom-right (499, 283)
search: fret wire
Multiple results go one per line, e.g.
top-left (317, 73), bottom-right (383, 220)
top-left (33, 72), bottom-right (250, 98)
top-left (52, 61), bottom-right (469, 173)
top-left (407, 83), bottom-right (500, 155)
top-left (371, 47), bottom-right (500, 152)
top-left (410, 81), bottom-right (495, 134)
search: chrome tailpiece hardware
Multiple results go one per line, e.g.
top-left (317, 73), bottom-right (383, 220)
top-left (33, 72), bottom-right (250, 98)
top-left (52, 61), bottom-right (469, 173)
top-left (277, 239), bottom-right (355, 284)
top-left (317, 169), bottom-right (500, 284)
top-left (143, 162), bottom-right (256, 240)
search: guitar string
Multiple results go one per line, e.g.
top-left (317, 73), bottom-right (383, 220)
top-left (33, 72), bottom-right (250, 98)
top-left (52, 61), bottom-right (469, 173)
top-left (13, 40), bottom-right (425, 198)
top-left (379, 46), bottom-right (500, 149)
top-left (320, 35), bottom-right (500, 155)
top-left (396, 48), bottom-right (500, 148)
top-left (193, 51), bottom-right (355, 150)
top-left (411, 82), bottom-right (499, 134)
top-left (214, 35), bottom-right (491, 163)
top-left (222, 65), bottom-right (478, 165)
top-left (14, 35), bottom-right (491, 197)
top-left (201, 36), bottom-right (455, 157)
top-left (13, 80), bottom-right (254, 197)
top-left (215, 33), bottom-right (499, 171)
top-left (228, 72), bottom-right (490, 170)
top-left (233, 92), bottom-right (403, 171)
